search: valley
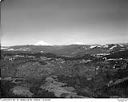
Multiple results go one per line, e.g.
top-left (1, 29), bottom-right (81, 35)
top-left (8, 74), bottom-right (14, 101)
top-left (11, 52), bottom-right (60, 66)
top-left (1, 43), bottom-right (128, 98)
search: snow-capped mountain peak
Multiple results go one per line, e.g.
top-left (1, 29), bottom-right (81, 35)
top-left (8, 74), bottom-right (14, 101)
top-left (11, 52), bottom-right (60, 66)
top-left (34, 41), bottom-right (51, 46)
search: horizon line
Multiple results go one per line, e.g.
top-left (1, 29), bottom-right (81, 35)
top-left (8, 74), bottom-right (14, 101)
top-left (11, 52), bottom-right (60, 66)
top-left (1, 42), bottom-right (128, 47)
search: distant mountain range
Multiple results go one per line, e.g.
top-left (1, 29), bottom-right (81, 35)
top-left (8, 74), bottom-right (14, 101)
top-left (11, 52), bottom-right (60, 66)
top-left (1, 43), bottom-right (128, 57)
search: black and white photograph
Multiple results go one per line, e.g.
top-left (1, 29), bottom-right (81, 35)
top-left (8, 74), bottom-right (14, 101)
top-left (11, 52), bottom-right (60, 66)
top-left (1, 0), bottom-right (128, 99)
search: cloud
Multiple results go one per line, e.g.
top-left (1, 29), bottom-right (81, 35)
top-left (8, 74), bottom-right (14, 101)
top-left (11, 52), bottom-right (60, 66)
top-left (34, 41), bottom-right (51, 46)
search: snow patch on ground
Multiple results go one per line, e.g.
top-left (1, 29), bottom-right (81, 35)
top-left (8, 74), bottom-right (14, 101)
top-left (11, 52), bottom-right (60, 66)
top-left (110, 45), bottom-right (117, 50)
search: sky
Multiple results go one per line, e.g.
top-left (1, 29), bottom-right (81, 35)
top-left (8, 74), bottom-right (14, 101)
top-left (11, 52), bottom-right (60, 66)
top-left (1, 0), bottom-right (128, 46)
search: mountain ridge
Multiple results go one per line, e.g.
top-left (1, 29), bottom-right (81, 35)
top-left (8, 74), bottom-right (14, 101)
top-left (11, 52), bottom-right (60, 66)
top-left (1, 43), bottom-right (128, 57)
